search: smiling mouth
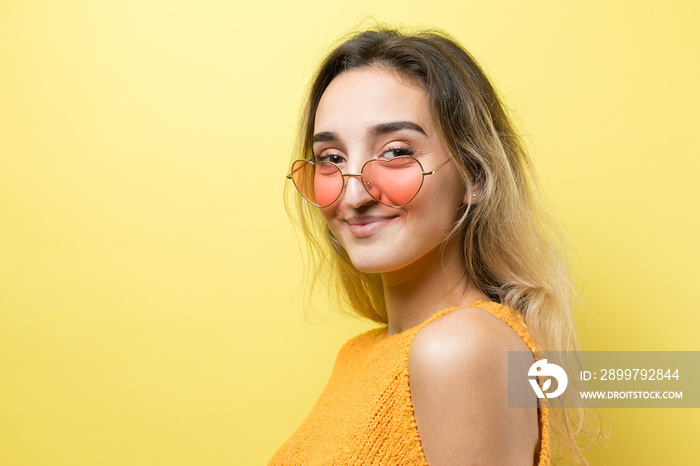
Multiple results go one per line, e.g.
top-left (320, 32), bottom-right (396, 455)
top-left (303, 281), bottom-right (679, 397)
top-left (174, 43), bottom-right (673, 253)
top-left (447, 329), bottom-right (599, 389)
top-left (346, 216), bottom-right (398, 238)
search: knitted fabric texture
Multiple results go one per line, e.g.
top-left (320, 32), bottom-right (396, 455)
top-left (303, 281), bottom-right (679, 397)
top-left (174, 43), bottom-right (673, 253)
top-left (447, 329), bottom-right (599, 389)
top-left (269, 300), bottom-right (550, 465)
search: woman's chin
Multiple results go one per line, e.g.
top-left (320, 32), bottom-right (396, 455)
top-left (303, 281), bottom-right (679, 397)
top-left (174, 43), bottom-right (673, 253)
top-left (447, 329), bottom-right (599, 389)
top-left (348, 255), bottom-right (403, 274)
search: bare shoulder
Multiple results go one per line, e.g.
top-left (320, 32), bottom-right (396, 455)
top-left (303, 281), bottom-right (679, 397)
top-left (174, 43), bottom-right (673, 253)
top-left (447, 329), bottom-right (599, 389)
top-left (408, 306), bottom-right (539, 466)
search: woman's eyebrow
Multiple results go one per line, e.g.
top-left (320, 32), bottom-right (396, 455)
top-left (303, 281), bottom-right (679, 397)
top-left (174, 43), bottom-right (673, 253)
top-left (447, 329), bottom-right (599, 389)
top-left (312, 132), bottom-right (336, 143)
top-left (312, 121), bottom-right (427, 144)
top-left (370, 121), bottom-right (427, 137)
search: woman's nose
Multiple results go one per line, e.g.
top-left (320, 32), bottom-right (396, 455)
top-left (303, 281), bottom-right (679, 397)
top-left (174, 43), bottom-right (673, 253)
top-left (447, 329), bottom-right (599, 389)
top-left (342, 174), bottom-right (375, 208)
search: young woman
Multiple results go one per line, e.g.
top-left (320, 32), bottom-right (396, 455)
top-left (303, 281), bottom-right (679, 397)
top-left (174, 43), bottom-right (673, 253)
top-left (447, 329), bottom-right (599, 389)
top-left (271, 26), bottom-right (589, 465)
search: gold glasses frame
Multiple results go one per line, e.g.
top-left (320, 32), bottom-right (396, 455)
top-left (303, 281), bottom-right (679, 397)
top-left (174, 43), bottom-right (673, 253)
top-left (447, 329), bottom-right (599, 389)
top-left (286, 155), bottom-right (452, 209)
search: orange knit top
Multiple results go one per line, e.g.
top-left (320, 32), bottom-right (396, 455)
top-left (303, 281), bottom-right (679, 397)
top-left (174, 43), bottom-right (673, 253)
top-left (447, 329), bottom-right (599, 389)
top-left (268, 300), bottom-right (550, 465)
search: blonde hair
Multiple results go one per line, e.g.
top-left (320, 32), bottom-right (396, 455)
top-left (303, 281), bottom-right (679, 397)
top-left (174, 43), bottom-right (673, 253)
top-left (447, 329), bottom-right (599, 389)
top-left (285, 24), bottom-right (605, 464)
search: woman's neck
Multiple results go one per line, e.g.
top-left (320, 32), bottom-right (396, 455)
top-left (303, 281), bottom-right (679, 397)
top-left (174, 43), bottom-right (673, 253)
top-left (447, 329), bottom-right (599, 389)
top-left (381, 239), bottom-right (489, 336)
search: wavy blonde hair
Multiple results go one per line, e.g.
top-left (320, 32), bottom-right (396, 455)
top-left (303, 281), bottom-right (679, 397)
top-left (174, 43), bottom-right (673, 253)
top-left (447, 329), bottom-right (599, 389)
top-left (284, 24), bottom-right (605, 465)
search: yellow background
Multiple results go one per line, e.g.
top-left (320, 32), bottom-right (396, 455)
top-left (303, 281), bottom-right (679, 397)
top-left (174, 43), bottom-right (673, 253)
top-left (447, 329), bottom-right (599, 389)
top-left (1, 1), bottom-right (698, 464)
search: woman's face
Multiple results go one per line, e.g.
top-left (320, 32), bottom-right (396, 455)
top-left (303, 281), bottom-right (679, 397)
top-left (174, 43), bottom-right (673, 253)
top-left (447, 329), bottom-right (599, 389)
top-left (313, 66), bottom-right (468, 275)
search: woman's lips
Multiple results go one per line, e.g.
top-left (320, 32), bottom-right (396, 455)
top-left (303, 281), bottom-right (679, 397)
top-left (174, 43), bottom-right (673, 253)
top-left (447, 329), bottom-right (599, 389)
top-left (346, 216), bottom-right (398, 238)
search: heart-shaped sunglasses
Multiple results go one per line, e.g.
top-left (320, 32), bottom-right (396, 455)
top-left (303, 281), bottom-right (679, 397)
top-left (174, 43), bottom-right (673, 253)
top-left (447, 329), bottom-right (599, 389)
top-left (287, 156), bottom-right (451, 208)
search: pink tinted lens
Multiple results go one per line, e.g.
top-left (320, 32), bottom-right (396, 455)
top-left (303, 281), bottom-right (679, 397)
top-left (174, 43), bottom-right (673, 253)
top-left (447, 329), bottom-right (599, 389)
top-left (362, 157), bottom-right (423, 207)
top-left (291, 160), bottom-right (342, 207)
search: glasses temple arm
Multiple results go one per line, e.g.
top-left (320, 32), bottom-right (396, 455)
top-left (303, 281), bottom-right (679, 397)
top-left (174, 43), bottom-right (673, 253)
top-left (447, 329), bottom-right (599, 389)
top-left (423, 158), bottom-right (452, 175)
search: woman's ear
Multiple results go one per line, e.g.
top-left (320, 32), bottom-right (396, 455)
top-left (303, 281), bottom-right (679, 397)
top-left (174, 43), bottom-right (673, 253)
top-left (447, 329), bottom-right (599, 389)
top-left (463, 184), bottom-right (481, 205)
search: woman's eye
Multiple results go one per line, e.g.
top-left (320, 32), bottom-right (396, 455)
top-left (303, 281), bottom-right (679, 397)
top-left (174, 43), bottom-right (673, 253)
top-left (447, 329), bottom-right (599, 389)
top-left (315, 154), bottom-right (345, 164)
top-left (382, 147), bottom-right (415, 159)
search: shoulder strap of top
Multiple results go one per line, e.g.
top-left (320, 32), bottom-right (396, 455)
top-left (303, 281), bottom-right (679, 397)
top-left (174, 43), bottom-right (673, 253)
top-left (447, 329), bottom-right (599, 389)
top-left (409, 305), bottom-right (466, 334)
top-left (470, 300), bottom-right (540, 353)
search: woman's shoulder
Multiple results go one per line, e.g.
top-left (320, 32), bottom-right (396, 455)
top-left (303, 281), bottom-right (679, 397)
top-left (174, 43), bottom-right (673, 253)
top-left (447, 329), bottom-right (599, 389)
top-left (407, 304), bottom-right (539, 464)
top-left (412, 303), bottom-right (534, 355)
top-left (408, 303), bottom-right (534, 388)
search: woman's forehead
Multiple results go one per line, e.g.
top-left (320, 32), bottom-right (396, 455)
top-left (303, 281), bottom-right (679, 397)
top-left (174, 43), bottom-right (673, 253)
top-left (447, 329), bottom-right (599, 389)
top-left (314, 67), bottom-right (432, 136)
